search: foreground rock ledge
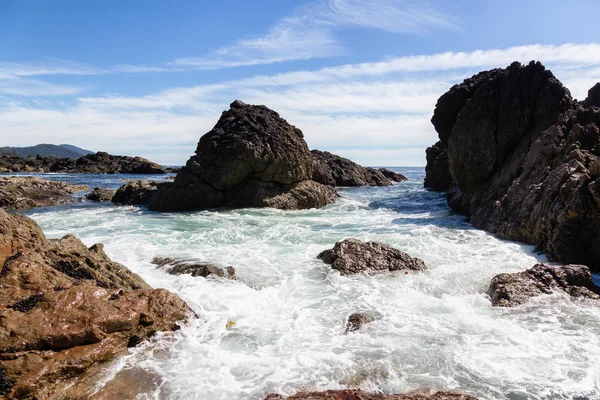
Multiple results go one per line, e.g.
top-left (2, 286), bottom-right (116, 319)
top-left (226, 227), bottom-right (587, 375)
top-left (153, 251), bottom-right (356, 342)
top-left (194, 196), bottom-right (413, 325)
top-left (0, 176), bottom-right (89, 211)
top-left (318, 238), bottom-right (427, 275)
top-left (489, 263), bottom-right (600, 307)
top-left (0, 209), bottom-right (192, 399)
top-left (265, 389), bottom-right (478, 400)
top-left (424, 61), bottom-right (600, 271)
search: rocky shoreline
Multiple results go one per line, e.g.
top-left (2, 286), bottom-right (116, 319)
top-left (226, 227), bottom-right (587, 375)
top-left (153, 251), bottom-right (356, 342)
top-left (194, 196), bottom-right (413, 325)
top-left (0, 151), bottom-right (166, 174)
top-left (0, 176), bottom-right (89, 211)
top-left (425, 61), bottom-right (600, 272)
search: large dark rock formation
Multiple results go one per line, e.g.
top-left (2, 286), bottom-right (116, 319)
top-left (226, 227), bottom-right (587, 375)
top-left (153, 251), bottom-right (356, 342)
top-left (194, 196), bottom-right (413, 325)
top-left (265, 389), bottom-right (478, 400)
top-left (148, 100), bottom-right (337, 211)
top-left (311, 150), bottom-right (402, 186)
top-left (489, 263), bottom-right (600, 307)
top-left (0, 209), bottom-right (191, 398)
top-left (424, 61), bottom-right (600, 271)
top-left (318, 238), bottom-right (426, 275)
top-left (0, 151), bottom-right (165, 174)
top-left (112, 180), bottom-right (164, 205)
top-left (0, 176), bottom-right (89, 211)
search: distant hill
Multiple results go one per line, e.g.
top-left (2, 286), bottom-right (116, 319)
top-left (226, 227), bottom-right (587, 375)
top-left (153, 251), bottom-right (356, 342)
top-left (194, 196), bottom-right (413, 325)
top-left (0, 144), bottom-right (94, 159)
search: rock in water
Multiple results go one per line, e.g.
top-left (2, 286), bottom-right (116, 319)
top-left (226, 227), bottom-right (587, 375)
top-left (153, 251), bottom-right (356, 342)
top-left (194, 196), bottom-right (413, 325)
top-left (265, 389), bottom-right (478, 400)
top-left (112, 179), bottom-right (163, 205)
top-left (0, 176), bottom-right (89, 211)
top-left (424, 61), bottom-right (600, 271)
top-left (345, 313), bottom-right (372, 333)
top-left (85, 187), bottom-right (116, 202)
top-left (489, 263), bottom-right (600, 307)
top-left (311, 150), bottom-right (395, 187)
top-left (152, 257), bottom-right (236, 279)
top-left (148, 100), bottom-right (337, 211)
top-left (318, 238), bottom-right (426, 275)
top-left (378, 168), bottom-right (407, 182)
top-left (0, 209), bottom-right (191, 398)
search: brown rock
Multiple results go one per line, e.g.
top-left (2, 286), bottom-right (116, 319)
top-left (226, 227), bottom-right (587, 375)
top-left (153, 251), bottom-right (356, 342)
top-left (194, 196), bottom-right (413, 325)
top-left (0, 210), bottom-right (192, 399)
top-left (489, 263), bottom-right (600, 307)
top-left (148, 100), bottom-right (338, 212)
top-left (0, 176), bottom-right (88, 211)
top-left (85, 187), bottom-right (116, 202)
top-left (311, 150), bottom-right (393, 187)
top-left (265, 389), bottom-right (478, 400)
top-left (345, 313), bottom-right (372, 333)
top-left (152, 257), bottom-right (236, 279)
top-left (317, 238), bottom-right (426, 275)
top-left (112, 179), bottom-right (163, 205)
top-left (378, 168), bottom-right (407, 182)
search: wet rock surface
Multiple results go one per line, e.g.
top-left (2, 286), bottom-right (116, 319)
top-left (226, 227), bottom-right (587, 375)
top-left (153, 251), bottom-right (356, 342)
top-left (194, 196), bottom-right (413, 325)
top-left (112, 179), bottom-right (164, 205)
top-left (378, 168), bottom-right (407, 182)
top-left (85, 187), bottom-right (116, 202)
top-left (0, 151), bottom-right (165, 174)
top-left (152, 257), bottom-right (236, 279)
top-left (318, 238), bottom-right (426, 275)
top-left (0, 209), bottom-right (191, 399)
top-left (345, 313), bottom-right (372, 333)
top-left (149, 100), bottom-right (337, 211)
top-left (489, 263), bottom-right (600, 307)
top-left (311, 150), bottom-right (395, 187)
top-left (0, 176), bottom-right (89, 211)
top-left (265, 389), bottom-right (478, 400)
top-left (424, 61), bottom-right (600, 271)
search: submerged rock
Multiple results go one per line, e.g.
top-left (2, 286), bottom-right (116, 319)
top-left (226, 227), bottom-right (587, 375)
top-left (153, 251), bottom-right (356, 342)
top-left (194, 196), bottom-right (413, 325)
top-left (0, 209), bottom-right (192, 398)
top-left (318, 238), bottom-right (426, 275)
top-left (345, 313), bottom-right (372, 333)
top-left (0, 151), bottom-right (165, 174)
top-left (311, 150), bottom-right (394, 187)
top-left (152, 257), bottom-right (236, 279)
top-left (112, 179), bottom-right (163, 205)
top-left (489, 263), bottom-right (600, 307)
top-left (85, 187), bottom-right (116, 202)
top-left (265, 389), bottom-right (478, 400)
top-left (424, 61), bottom-right (600, 271)
top-left (0, 176), bottom-right (88, 211)
top-left (148, 100), bottom-right (336, 212)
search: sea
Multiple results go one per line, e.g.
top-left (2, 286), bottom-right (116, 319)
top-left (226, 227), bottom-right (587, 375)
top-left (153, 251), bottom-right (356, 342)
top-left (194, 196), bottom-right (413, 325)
top-left (12, 167), bottom-right (600, 400)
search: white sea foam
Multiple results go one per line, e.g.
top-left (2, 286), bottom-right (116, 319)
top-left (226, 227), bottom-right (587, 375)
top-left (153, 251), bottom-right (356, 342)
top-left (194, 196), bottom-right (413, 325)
top-left (26, 170), bottom-right (600, 400)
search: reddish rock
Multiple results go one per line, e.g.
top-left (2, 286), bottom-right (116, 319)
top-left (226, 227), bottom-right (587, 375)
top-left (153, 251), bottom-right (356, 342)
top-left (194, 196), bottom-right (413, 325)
top-left (265, 389), bottom-right (478, 400)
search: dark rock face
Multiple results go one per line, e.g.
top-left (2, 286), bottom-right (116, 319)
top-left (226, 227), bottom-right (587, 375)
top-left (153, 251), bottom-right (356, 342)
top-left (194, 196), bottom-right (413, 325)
top-left (318, 238), bottom-right (426, 275)
top-left (85, 187), bottom-right (116, 202)
top-left (585, 82), bottom-right (600, 107)
top-left (112, 180), bottom-right (163, 205)
top-left (378, 168), bottom-right (407, 182)
top-left (152, 257), bottom-right (236, 279)
top-left (311, 150), bottom-right (394, 187)
top-left (0, 151), bottom-right (165, 174)
top-left (0, 209), bottom-right (191, 399)
top-left (265, 389), bottom-right (478, 400)
top-left (424, 61), bottom-right (600, 271)
top-left (489, 263), bottom-right (600, 307)
top-left (0, 176), bottom-right (89, 211)
top-left (345, 313), bottom-right (371, 333)
top-left (149, 101), bottom-right (337, 212)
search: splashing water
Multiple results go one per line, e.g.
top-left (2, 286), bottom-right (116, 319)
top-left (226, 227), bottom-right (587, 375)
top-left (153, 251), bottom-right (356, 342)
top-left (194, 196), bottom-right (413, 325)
top-left (24, 168), bottom-right (600, 400)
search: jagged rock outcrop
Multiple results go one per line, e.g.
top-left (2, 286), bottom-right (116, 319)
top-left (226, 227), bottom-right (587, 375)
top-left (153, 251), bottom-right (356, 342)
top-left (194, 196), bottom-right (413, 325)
top-left (265, 389), bottom-right (478, 400)
top-left (0, 209), bottom-right (191, 399)
top-left (488, 263), bottom-right (600, 307)
top-left (0, 151), bottom-right (165, 174)
top-left (0, 176), bottom-right (88, 211)
top-left (85, 187), bottom-right (116, 202)
top-left (345, 313), bottom-right (371, 333)
top-left (318, 238), bottom-right (426, 275)
top-left (424, 61), bottom-right (600, 271)
top-left (311, 150), bottom-right (398, 187)
top-left (112, 180), bottom-right (164, 205)
top-left (148, 100), bottom-right (337, 211)
top-left (152, 257), bottom-right (236, 279)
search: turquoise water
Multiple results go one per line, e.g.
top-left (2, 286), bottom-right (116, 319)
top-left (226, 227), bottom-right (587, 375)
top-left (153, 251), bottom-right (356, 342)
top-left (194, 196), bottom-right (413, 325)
top-left (18, 168), bottom-right (600, 400)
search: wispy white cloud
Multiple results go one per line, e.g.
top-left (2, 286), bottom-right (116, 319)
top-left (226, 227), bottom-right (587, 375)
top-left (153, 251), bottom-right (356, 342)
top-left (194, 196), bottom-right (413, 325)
top-left (1, 44), bottom-right (599, 166)
top-left (170, 0), bottom-right (459, 69)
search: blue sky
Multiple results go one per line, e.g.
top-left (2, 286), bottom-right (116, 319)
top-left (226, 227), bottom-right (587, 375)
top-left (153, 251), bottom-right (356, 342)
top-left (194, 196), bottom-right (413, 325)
top-left (1, 0), bottom-right (600, 166)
